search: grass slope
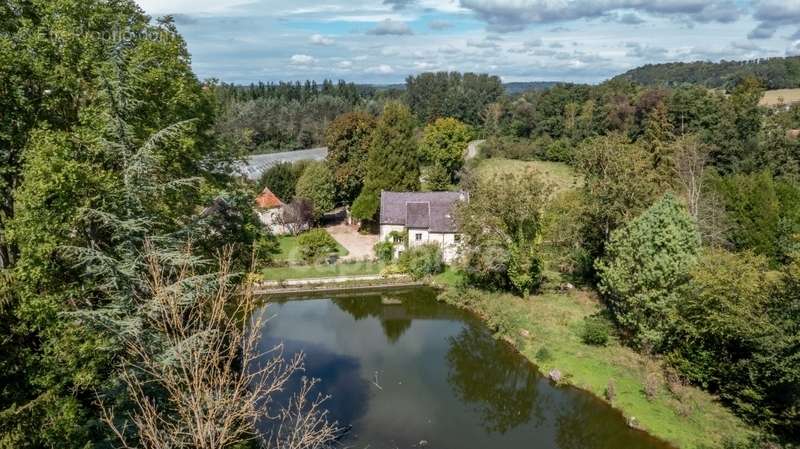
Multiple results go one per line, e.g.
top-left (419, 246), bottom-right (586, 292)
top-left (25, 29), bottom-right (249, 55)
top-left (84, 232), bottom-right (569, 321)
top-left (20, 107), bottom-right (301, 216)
top-left (438, 288), bottom-right (754, 449)
top-left (760, 88), bottom-right (800, 107)
top-left (475, 158), bottom-right (584, 193)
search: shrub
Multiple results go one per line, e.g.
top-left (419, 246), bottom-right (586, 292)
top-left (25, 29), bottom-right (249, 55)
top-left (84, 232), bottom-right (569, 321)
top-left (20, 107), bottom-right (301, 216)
top-left (373, 241), bottom-right (395, 263)
top-left (351, 189), bottom-right (379, 221)
top-left (543, 137), bottom-right (573, 163)
top-left (580, 315), bottom-right (612, 346)
top-left (398, 243), bottom-right (444, 280)
top-left (297, 229), bottom-right (339, 264)
top-left (482, 136), bottom-right (539, 160)
top-left (535, 347), bottom-right (553, 363)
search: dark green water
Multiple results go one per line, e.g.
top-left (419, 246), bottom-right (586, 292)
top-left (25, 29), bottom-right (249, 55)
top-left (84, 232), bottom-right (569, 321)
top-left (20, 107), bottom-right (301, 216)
top-left (257, 287), bottom-right (675, 449)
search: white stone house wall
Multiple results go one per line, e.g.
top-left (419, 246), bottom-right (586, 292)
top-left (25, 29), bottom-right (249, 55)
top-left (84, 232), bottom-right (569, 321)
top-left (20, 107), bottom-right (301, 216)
top-left (379, 225), bottom-right (462, 263)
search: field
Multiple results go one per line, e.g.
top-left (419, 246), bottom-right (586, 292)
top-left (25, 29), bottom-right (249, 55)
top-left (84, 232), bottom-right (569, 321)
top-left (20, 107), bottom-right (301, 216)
top-left (760, 88), bottom-right (800, 107)
top-left (474, 158), bottom-right (583, 193)
top-left (438, 288), bottom-right (755, 449)
top-left (261, 261), bottom-right (385, 281)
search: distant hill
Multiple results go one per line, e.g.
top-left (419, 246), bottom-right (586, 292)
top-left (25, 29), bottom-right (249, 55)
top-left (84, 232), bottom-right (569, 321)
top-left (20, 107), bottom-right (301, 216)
top-left (612, 56), bottom-right (800, 90)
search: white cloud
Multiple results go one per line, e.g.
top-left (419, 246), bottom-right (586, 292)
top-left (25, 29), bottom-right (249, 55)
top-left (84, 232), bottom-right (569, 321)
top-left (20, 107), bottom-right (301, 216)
top-left (458, 0), bottom-right (742, 32)
top-left (289, 54), bottom-right (317, 65)
top-left (366, 64), bottom-right (395, 74)
top-left (310, 34), bottom-right (335, 45)
top-left (337, 60), bottom-right (354, 68)
top-left (367, 19), bottom-right (414, 35)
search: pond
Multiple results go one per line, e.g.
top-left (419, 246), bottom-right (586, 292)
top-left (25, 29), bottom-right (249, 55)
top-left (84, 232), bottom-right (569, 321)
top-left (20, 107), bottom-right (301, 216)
top-left (256, 287), bottom-right (675, 449)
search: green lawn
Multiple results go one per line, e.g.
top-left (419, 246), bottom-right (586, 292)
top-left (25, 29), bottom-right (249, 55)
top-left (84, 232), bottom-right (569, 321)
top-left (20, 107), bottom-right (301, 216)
top-left (475, 158), bottom-right (583, 193)
top-left (274, 233), bottom-right (349, 263)
top-left (438, 287), bottom-right (754, 449)
top-left (262, 261), bottom-right (385, 281)
top-left (430, 267), bottom-right (466, 288)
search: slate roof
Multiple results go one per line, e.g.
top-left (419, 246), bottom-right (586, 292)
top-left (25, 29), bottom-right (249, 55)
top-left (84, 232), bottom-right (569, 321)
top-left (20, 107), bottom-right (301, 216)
top-left (255, 187), bottom-right (284, 209)
top-left (380, 191), bottom-right (467, 233)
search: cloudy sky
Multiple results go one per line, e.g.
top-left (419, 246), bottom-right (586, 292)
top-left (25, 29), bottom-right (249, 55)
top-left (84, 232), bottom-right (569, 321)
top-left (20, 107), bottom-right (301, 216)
top-left (135, 0), bottom-right (800, 84)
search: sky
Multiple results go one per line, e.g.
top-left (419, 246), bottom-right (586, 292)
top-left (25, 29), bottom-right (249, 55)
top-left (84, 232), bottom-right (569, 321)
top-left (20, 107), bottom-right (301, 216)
top-left (134, 0), bottom-right (800, 85)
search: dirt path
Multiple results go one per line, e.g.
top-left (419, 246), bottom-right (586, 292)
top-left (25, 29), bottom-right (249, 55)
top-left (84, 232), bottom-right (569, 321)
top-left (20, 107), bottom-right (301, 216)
top-left (326, 223), bottom-right (378, 261)
top-left (466, 139), bottom-right (485, 160)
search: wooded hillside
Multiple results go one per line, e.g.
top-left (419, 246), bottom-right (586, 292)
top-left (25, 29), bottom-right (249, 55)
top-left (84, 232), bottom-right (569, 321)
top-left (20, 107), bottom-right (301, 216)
top-left (613, 56), bottom-right (800, 90)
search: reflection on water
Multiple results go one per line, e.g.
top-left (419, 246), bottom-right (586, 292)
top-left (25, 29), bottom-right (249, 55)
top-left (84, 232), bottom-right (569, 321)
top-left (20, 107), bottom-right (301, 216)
top-left (257, 288), bottom-right (675, 449)
top-left (447, 324), bottom-right (545, 433)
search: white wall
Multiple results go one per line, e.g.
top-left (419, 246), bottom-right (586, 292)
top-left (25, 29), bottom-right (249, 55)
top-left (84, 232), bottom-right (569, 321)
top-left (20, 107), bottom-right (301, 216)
top-left (407, 228), bottom-right (430, 248)
top-left (258, 208), bottom-right (307, 236)
top-left (379, 224), bottom-right (462, 263)
top-left (429, 232), bottom-right (461, 263)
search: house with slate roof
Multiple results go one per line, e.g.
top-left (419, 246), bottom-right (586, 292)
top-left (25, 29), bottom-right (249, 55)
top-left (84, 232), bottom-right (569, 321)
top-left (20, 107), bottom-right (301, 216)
top-left (379, 191), bottom-right (468, 263)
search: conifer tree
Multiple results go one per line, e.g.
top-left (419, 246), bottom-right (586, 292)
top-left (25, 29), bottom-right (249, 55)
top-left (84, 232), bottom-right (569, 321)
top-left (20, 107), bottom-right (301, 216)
top-left (642, 101), bottom-right (674, 170)
top-left (354, 102), bottom-right (420, 219)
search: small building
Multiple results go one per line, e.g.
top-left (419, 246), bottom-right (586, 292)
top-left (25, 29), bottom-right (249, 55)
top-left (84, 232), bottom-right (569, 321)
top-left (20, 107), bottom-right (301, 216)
top-left (255, 187), bottom-right (297, 235)
top-left (379, 191), bottom-right (467, 263)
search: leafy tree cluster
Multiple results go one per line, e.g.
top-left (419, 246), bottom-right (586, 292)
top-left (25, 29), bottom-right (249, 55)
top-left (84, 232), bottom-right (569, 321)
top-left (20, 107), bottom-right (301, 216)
top-left (612, 56), bottom-right (800, 90)
top-left (405, 72), bottom-right (504, 125)
top-left (467, 67), bottom-right (800, 442)
top-left (213, 79), bottom-right (402, 155)
top-left (295, 161), bottom-right (336, 222)
top-left (420, 117), bottom-right (473, 189)
top-left (258, 161), bottom-right (310, 203)
top-left (455, 172), bottom-right (553, 296)
top-left (215, 79), bottom-right (365, 105)
top-left (0, 2), bottom-right (268, 447)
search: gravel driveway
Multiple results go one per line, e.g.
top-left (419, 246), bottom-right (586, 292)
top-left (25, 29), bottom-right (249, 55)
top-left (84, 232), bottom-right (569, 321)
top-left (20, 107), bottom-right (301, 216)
top-left (326, 224), bottom-right (379, 261)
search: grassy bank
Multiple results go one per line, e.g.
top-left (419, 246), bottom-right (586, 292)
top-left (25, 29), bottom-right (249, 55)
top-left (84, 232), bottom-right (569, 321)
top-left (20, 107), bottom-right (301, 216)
top-left (274, 234), bottom-right (349, 263)
top-left (437, 286), bottom-right (755, 449)
top-left (261, 261), bottom-right (385, 281)
top-left (475, 158), bottom-right (584, 193)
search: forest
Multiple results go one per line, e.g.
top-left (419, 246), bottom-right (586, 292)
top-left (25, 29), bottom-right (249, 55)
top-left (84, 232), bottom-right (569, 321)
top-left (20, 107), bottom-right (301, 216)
top-left (614, 56), bottom-right (800, 90)
top-left (1, 1), bottom-right (800, 448)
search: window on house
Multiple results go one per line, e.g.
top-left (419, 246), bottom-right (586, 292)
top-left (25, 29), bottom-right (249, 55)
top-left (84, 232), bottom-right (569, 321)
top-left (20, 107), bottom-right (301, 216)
top-left (415, 233), bottom-right (423, 241)
top-left (393, 235), bottom-right (402, 244)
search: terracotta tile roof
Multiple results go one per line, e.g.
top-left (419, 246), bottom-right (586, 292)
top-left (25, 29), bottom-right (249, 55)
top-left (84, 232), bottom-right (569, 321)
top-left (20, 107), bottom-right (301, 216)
top-left (255, 187), bottom-right (284, 209)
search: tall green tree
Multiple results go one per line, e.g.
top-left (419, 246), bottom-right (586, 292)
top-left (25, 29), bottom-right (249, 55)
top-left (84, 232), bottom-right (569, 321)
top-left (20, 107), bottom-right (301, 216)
top-left (355, 102), bottom-right (420, 219)
top-left (596, 194), bottom-right (701, 350)
top-left (456, 172), bottom-right (553, 295)
top-left (0, 2), bottom-right (238, 447)
top-left (576, 133), bottom-right (664, 258)
top-left (641, 101), bottom-right (675, 170)
top-left (259, 162), bottom-right (301, 202)
top-left (295, 161), bottom-right (335, 221)
top-left (670, 249), bottom-right (800, 435)
top-left (325, 111), bottom-right (375, 203)
top-left (711, 171), bottom-right (781, 260)
top-left (419, 117), bottom-right (472, 187)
